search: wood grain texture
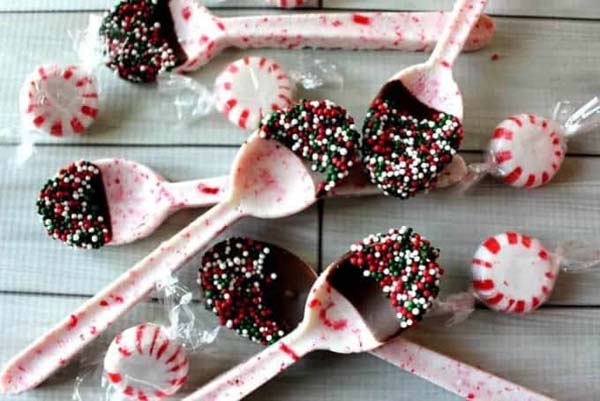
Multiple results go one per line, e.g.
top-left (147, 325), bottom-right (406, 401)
top-left (323, 0), bottom-right (600, 19)
top-left (322, 156), bottom-right (600, 306)
top-left (0, 293), bottom-right (595, 401)
top-left (0, 146), bottom-right (319, 296)
top-left (2, 13), bottom-right (599, 154)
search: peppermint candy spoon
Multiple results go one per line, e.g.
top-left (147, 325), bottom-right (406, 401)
top-left (362, 0), bottom-right (486, 199)
top-left (265, 0), bottom-right (314, 7)
top-left (199, 237), bottom-right (555, 401)
top-left (36, 155), bottom-right (467, 250)
top-left (472, 232), bottom-right (600, 314)
top-left (186, 228), bottom-right (443, 401)
top-left (99, 0), bottom-right (495, 82)
top-left (0, 100), bottom-right (360, 394)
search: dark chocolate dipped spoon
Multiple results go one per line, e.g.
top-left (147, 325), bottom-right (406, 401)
top-left (197, 237), bottom-right (557, 401)
top-left (362, 0), bottom-right (487, 199)
top-left (185, 228), bottom-right (443, 401)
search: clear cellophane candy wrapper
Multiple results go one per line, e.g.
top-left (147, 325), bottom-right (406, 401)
top-left (459, 96), bottom-right (600, 190)
top-left (156, 49), bottom-right (344, 130)
top-left (454, 235), bottom-right (600, 321)
top-left (2, 15), bottom-right (106, 167)
top-left (72, 274), bottom-right (219, 401)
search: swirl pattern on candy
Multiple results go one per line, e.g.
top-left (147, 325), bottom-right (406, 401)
top-left (199, 238), bottom-right (286, 345)
top-left (19, 65), bottom-right (99, 136)
top-left (489, 114), bottom-right (566, 188)
top-left (259, 99), bottom-right (361, 194)
top-left (104, 324), bottom-right (189, 401)
top-left (37, 161), bottom-right (112, 249)
top-left (363, 81), bottom-right (464, 198)
top-left (346, 227), bottom-right (443, 329)
top-left (215, 57), bottom-right (294, 130)
top-left (472, 232), bottom-right (559, 314)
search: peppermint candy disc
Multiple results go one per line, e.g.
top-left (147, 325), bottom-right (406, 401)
top-left (489, 114), bottom-right (566, 188)
top-left (472, 232), bottom-right (559, 314)
top-left (215, 57), bottom-right (294, 130)
top-left (104, 324), bottom-right (189, 401)
top-left (19, 65), bottom-right (99, 136)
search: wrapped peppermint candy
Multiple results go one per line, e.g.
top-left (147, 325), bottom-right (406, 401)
top-left (72, 275), bottom-right (218, 401)
top-left (472, 231), bottom-right (600, 314)
top-left (464, 97), bottom-right (600, 189)
top-left (157, 54), bottom-right (342, 130)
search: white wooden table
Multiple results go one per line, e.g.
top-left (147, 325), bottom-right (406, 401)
top-left (1, 1), bottom-right (599, 400)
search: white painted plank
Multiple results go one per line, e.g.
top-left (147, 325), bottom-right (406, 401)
top-left (323, 0), bottom-right (600, 19)
top-left (1, 14), bottom-right (599, 154)
top-left (0, 0), bottom-right (318, 12)
top-left (0, 293), bottom-right (595, 400)
top-left (0, 146), bottom-right (319, 296)
top-left (322, 155), bottom-right (600, 306)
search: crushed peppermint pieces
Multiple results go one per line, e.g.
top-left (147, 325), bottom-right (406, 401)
top-left (259, 99), bottom-right (361, 194)
top-left (347, 227), bottom-right (443, 330)
top-left (198, 238), bottom-right (286, 345)
top-left (37, 161), bottom-right (112, 249)
top-left (99, 0), bottom-right (181, 83)
top-left (362, 98), bottom-right (463, 199)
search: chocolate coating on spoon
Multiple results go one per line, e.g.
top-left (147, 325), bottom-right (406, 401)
top-left (199, 237), bottom-right (315, 345)
top-left (362, 81), bottom-right (463, 199)
top-left (37, 160), bottom-right (112, 249)
top-left (259, 99), bottom-right (361, 195)
top-left (99, 0), bottom-right (186, 83)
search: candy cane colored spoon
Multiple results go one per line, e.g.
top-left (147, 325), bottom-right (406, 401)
top-left (37, 154), bottom-right (467, 249)
top-left (362, 0), bottom-right (486, 199)
top-left (186, 228), bottom-right (443, 401)
top-left (0, 101), bottom-right (361, 394)
top-left (100, 0), bottom-right (495, 82)
top-left (199, 237), bottom-right (556, 401)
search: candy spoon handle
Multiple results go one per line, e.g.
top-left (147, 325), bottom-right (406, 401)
top-left (164, 176), bottom-right (229, 209)
top-left (428, 0), bottom-right (489, 68)
top-left (184, 325), bottom-right (315, 401)
top-left (0, 200), bottom-right (243, 394)
top-left (225, 11), bottom-right (493, 53)
top-left (371, 337), bottom-right (557, 401)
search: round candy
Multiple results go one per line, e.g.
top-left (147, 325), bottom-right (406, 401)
top-left (489, 114), bottom-right (566, 188)
top-left (472, 232), bottom-right (559, 314)
top-left (104, 324), bottom-right (189, 401)
top-left (215, 57), bottom-right (294, 130)
top-left (19, 65), bottom-right (99, 136)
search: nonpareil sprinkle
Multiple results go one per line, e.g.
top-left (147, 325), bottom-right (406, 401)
top-left (259, 99), bottom-right (361, 195)
top-left (37, 160), bottom-right (112, 249)
top-left (99, 0), bottom-right (182, 83)
top-left (198, 238), bottom-right (286, 345)
top-left (347, 227), bottom-right (443, 329)
top-left (362, 98), bottom-right (463, 199)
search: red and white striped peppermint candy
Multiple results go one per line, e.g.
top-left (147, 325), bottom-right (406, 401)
top-left (19, 65), bottom-right (99, 137)
top-left (489, 114), bottom-right (566, 188)
top-left (215, 56), bottom-right (294, 130)
top-left (472, 232), bottom-right (559, 314)
top-left (104, 324), bottom-right (189, 401)
top-left (265, 0), bottom-right (307, 7)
